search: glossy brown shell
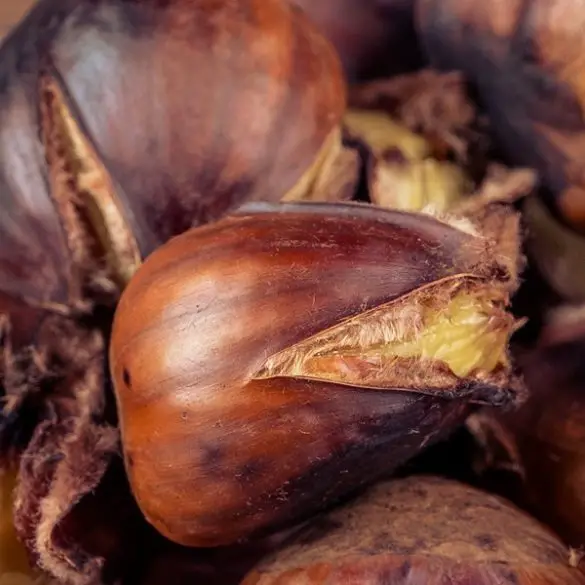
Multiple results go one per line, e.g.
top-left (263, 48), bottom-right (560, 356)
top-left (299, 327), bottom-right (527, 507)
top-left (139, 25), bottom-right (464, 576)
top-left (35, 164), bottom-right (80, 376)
top-left (242, 476), bottom-right (585, 585)
top-left (109, 201), bottom-right (518, 548)
top-left (416, 0), bottom-right (585, 231)
top-left (0, 0), bottom-right (345, 322)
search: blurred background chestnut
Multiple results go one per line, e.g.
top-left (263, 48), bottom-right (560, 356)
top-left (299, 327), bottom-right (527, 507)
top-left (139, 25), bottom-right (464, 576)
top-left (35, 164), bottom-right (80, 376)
top-left (290, 0), bottom-right (423, 81)
top-left (469, 326), bottom-right (585, 549)
top-left (416, 0), bottom-right (585, 234)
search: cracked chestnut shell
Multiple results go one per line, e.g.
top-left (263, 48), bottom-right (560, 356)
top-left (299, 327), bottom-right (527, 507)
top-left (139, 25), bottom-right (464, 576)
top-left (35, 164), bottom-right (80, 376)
top-left (110, 201), bottom-right (524, 548)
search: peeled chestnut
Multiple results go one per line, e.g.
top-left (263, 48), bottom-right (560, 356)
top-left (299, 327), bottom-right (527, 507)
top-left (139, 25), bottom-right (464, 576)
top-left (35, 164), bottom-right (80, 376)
top-left (242, 475), bottom-right (585, 584)
top-left (110, 200), bottom-right (524, 548)
top-left (416, 0), bottom-right (585, 233)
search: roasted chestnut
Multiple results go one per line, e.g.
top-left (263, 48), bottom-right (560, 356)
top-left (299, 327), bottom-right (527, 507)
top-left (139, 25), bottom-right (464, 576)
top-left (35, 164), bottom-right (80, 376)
top-left (110, 200), bottom-right (524, 548)
top-left (416, 0), bottom-right (585, 233)
top-left (0, 0), bottom-right (345, 340)
top-left (242, 475), bottom-right (585, 584)
top-left (0, 0), bottom-right (345, 581)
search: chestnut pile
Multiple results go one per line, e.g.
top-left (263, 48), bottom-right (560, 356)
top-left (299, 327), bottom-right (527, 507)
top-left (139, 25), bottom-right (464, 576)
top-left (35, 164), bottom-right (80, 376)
top-left (1, 0), bottom-right (585, 584)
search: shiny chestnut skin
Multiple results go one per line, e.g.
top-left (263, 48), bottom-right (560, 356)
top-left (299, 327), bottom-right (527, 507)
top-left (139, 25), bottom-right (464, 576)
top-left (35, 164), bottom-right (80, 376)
top-left (416, 0), bottom-right (585, 232)
top-left (0, 0), bottom-right (345, 346)
top-left (0, 2), bottom-right (344, 580)
top-left (110, 201), bottom-right (522, 548)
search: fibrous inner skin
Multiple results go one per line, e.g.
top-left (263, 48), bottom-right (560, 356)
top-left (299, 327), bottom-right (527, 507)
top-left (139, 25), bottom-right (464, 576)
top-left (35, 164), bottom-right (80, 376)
top-left (255, 280), bottom-right (516, 391)
top-left (40, 74), bottom-right (141, 291)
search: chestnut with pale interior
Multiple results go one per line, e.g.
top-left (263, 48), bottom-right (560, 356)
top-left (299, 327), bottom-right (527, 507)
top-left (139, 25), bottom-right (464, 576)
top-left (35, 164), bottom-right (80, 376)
top-left (257, 279), bottom-right (514, 392)
top-left (109, 202), bottom-right (524, 548)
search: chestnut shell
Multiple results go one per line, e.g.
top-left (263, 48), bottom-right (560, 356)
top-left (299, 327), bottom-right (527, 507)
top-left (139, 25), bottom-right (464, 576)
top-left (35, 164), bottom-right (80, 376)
top-left (243, 475), bottom-right (585, 584)
top-left (0, 0), bottom-right (345, 319)
top-left (110, 201), bottom-right (521, 548)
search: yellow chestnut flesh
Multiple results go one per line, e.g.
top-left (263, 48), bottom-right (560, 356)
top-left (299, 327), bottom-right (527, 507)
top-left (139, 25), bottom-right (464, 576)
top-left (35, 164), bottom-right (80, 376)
top-left (109, 201), bottom-right (523, 548)
top-left (343, 108), bottom-right (472, 214)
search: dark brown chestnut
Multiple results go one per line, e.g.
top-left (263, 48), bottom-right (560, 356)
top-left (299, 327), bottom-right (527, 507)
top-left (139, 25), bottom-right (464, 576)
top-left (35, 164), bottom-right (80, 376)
top-left (242, 475), bottom-right (585, 584)
top-left (0, 1), bottom-right (345, 582)
top-left (110, 200), bottom-right (525, 548)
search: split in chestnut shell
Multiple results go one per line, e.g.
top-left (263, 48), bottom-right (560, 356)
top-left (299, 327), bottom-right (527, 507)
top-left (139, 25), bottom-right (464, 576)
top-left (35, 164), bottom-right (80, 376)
top-left (110, 201), bottom-right (524, 548)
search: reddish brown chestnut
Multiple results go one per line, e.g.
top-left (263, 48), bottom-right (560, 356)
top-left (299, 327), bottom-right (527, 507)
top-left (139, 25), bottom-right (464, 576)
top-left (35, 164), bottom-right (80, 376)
top-left (110, 200), bottom-right (525, 548)
top-left (0, 0), bottom-right (345, 344)
top-left (0, 1), bottom-right (345, 582)
top-left (242, 475), bottom-right (585, 584)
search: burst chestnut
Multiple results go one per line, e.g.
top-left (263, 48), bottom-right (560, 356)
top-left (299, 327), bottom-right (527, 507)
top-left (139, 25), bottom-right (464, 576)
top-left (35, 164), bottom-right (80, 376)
top-left (110, 201), bottom-right (525, 547)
